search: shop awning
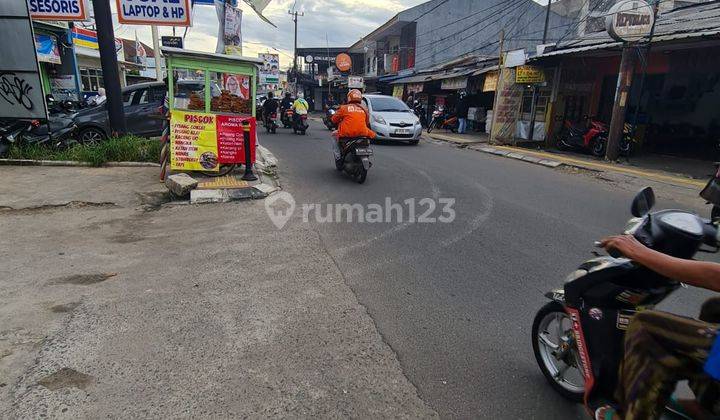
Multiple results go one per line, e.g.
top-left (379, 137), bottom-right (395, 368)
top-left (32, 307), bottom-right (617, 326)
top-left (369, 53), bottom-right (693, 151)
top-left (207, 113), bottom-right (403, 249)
top-left (389, 74), bottom-right (432, 85)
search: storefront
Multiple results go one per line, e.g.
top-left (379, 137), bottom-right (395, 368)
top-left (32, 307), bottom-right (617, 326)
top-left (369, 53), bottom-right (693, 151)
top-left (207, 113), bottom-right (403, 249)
top-left (32, 20), bottom-right (82, 103)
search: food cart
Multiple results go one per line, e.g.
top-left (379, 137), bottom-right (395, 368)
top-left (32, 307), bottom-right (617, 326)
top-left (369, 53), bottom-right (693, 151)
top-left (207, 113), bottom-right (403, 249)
top-left (162, 47), bottom-right (262, 175)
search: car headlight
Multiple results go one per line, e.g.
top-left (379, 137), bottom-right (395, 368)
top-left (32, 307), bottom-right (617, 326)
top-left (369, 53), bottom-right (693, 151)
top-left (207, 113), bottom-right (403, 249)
top-left (372, 114), bottom-right (386, 125)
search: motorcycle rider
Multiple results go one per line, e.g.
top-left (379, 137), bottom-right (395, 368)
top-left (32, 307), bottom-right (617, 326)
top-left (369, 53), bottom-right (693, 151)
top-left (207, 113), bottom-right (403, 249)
top-left (262, 91), bottom-right (279, 126)
top-left (292, 92), bottom-right (309, 126)
top-left (595, 235), bottom-right (720, 420)
top-left (330, 89), bottom-right (375, 159)
top-left (280, 92), bottom-right (293, 111)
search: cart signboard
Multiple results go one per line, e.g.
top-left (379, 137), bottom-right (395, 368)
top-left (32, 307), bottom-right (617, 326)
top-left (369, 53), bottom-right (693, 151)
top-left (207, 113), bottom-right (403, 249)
top-left (163, 47), bottom-right (261, 172)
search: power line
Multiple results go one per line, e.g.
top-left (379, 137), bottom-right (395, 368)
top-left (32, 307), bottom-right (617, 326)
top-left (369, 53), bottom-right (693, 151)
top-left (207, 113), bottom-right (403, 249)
top-left (415, 0), bottom-right (507, 38)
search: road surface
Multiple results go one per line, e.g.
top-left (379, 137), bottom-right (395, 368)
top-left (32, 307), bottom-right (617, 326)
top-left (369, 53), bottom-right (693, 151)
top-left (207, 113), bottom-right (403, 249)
top-left (261, 119), bottom-right (714, 419)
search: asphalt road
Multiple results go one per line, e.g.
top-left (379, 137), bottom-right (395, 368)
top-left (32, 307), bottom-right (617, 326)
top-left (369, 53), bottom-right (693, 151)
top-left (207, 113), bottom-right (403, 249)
top-left (261, 119), bottom-right (716, 419)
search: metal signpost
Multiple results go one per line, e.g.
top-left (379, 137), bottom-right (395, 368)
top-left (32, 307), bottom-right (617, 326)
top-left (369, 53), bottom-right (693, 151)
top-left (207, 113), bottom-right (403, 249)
top-left (0, 2), bottom-right (48, 120)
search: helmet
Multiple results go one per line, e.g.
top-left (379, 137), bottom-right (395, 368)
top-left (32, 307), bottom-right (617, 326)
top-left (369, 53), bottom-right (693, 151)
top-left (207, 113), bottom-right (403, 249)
top-left (459, 90), bottom-right (467, 99)
top-left (268, 91), bottom-right (274, 98)
top-left (347, 89), bottom-right (362, 103)
top-left (285, 92), bottom-right (292, 98)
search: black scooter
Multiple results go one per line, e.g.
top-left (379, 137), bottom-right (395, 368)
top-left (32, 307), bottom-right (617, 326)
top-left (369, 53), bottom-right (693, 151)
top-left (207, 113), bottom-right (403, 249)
top-left (532, 186), bottom-right (720, 416)
top-left (0, 116), bottom-right (77, 157)
top-left (412, 101), bottom-right (427, 128)
top-left (324, 106), bottom-right (338, 130)
top-left (334, 137), bottom-right (373, 184)
top-left (264, 111), bottom-right (278, 134)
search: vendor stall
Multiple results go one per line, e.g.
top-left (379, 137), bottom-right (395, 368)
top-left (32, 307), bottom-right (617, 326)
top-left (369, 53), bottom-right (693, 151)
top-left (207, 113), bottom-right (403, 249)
top-left (163, 47), bottom-right (262, 175)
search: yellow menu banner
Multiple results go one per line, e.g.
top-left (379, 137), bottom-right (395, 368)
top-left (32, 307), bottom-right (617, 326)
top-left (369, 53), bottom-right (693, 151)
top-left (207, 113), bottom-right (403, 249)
top-left (170, 110), bottom-right (219, 172)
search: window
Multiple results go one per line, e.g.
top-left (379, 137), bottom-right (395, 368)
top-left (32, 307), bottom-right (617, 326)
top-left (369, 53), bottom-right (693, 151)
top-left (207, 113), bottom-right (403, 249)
top-left (173, 68), bottom-right (205, 111)
top-left (80, 68), bottom-right (104, 92)
top-left (209, 71), bottom-right (252, 115)
top-left (368, 96), bottom-right (410, 112)
top-left (137, 87), bottom-right (166, 105)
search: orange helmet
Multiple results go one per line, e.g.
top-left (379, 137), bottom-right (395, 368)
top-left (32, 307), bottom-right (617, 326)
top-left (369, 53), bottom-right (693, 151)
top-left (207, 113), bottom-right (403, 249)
top-left (347, 89), bottom-right (362, 104)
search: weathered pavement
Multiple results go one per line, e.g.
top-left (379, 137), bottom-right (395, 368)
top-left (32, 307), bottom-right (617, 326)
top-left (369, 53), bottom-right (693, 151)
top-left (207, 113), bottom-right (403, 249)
top-left (0, 166), bottom-right (435, 418)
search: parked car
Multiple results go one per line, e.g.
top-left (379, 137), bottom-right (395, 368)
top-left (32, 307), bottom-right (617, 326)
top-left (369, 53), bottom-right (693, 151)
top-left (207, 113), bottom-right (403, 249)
top-left (363, 94), bottom-right (422, 145)
top-left (73, 82), bottom-right (167, 143)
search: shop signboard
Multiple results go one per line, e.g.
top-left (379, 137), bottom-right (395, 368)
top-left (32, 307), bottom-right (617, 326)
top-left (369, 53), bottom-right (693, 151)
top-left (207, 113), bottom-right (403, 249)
top-left (482, 71), bottom-right (498, 92)
top-left (161, 36), bottom-right (184, 49)
top-left (72, 27), bottom-right (98, 49)
top-left (504, 49), bottom-right (526, 68)
top-left (35, 34), bottom-right (61, 64)
top-left (406, 83), bottom-right (423, 94)
top-left (335, 53), bottom-right (352, 72)
top-left (392, 85), bottom-right (404, 99)
top-left (116, 0), bottom-right (192, 26)
top-left (441, 77), bottom-right (468, 90)
top-left (29, 0), bottom-right (90, 21)
top-left (170, 110), bottom-right (256, 171)
top-left (348, 76), bottom-right (364, 89)
top-left (606, 0), bottom-right (654, 42)
top-left (515, 65), bottom-right (545, 84)
top-left (259, 53), bottom-right (279, 84)
top-left (50, 75), bottom-right (79, 101)
top-left (0, 2), bottom-right (47, 120)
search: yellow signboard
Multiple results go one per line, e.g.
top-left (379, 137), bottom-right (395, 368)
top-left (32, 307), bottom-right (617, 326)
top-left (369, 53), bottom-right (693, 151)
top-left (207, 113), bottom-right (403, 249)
top-left (515, 65), bottom-right (545, 84)
top-left (170, 110), bottom-right (220, 172)
top-left (392, 84), bottom-right (404, 99)
top-left (482, 71), bottom-right (499, 92)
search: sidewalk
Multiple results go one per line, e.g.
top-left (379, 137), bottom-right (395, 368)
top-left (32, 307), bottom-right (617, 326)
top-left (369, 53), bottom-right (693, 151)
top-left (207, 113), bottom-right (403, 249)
top-left (0, 165), bottom-right (436, 418)
top-left (424, 131), bottom-right (708, 190)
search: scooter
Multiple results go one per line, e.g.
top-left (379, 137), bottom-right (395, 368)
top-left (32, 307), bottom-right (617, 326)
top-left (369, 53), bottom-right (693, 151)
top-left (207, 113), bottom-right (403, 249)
top-left (334, 136), bottom-right (373, 184)
top-left (293, 113), bottom-right (308, 135)
top-left (264, 111), bottom-right (278, 134)
top-left (412, 101), bottom-right (427, 128)
top-left (0, 116), bottom-right (77, 157)
top-left (426, 106), bottom-right (457, 133)
top-left (532, 186), bottom-right (720, 416)
top-left (281, 108), bottom-right (294, 129)
top-left (324, 106), bottom-right (338, 130)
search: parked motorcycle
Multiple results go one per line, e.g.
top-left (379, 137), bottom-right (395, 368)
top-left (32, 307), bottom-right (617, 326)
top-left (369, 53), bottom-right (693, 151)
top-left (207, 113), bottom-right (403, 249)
top-left (701, 162), bottom-right (720, 223)
top-left (324, 106), bottom-right (338, 130)
top-left (0, 116), bottom-right (77, 157)
top-left (293, 113), bottom-right (308, 135)
top-left (264, 111), bottom-right (278, 134)
top-left (281, 108), bottom-right (294, 129)
top-left (412, 101), bottom-right (427, 128)
top-left (334, 136), bottom-right (373, 184)
top-left (532, 186), bottom-right (720, 415)
top-left (557, 119), bottom-right (634, 157)
top-left (426, 106), bottom-right (457, 133)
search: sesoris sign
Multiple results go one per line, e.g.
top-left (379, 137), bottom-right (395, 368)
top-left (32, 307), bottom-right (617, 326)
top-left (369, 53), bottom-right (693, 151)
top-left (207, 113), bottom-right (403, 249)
top-left (606, 0), bottom-right (654, 42)
top-left (28, 0), bottom-right (90, 21)
top-left (116, 0), bottom-right (192, 26)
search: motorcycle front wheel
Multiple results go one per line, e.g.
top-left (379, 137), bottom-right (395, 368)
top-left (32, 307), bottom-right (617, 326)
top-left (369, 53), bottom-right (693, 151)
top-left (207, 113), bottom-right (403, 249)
top-left (592, 137), bottom-right (607, 157)
top-left (532, 301), bottom-right (585, 402)
top-left (427, 120), bottom-right (436, 133)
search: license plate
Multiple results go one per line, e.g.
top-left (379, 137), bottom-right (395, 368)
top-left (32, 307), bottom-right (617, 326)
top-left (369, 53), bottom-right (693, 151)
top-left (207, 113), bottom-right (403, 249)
top-left (355, 148), bottom-right (373, 156)
top-left (395, 128), bottom-right (411, 134)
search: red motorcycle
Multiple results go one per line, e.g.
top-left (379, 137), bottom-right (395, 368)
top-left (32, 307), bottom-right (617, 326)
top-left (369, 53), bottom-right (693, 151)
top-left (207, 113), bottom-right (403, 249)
top-left (426, 106), bottom-right (457, 133)
top-left (557, 120), bottom-right (634, 157)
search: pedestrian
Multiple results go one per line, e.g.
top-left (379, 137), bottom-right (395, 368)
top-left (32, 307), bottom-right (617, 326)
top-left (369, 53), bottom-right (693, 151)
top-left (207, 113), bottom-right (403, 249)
top-left (456, 91), bottom-right (470, 134)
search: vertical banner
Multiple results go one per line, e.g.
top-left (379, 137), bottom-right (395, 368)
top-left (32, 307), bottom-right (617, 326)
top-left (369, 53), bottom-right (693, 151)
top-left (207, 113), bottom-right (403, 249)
top-left (216, 115), bottom-right (256, 164)
top-left (223, 6), bottom-right (243, 55)
top-left (170, 111), bottom-right (220, 172)
top-left (490, 68), bottom-right (523, 145)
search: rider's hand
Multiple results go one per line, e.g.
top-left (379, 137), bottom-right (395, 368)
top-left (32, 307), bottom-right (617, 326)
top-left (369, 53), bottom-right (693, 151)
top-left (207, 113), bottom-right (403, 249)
top-left (600, 235), bottom-right (648, 260)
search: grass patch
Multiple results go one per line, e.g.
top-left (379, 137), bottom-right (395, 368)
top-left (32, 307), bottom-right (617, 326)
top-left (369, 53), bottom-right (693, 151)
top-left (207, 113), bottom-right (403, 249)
top-left (6, 136), bottom-right (161, 166)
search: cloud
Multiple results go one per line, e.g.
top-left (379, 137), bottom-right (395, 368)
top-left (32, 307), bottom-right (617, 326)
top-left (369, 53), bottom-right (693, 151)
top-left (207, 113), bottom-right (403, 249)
top-left (110, 0), bottom-right (426, 69)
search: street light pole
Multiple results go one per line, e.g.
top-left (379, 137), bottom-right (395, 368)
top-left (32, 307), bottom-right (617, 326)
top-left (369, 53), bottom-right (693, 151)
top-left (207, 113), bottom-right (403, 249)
top-left (289, 9), bottom-right (304, 93)
top-left (527, 0), bottom-right (553, 144)
top-left (92, 0), bottom-right (126, 135)
top-left (152, 26), bottom-right (162, 81)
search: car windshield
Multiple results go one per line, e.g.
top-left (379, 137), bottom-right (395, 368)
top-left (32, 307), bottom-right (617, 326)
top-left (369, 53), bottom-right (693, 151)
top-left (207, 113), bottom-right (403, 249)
top-left (369, 97), bottom-right (410, 112)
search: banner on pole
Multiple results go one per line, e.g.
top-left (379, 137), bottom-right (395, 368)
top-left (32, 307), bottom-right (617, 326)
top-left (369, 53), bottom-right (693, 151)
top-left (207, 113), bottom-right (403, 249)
top-left (223, 6), bottom-right (243, 55)
top-left (116, 0), bottom-right (192, 26)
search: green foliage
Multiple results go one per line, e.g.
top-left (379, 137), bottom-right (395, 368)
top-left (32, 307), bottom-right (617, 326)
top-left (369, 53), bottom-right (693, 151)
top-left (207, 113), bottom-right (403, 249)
top-left (7, 136), bottom-right (162, 166)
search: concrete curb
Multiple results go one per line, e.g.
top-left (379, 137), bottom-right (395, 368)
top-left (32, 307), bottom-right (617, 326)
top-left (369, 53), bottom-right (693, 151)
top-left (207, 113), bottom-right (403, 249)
top-left (463, 144), bottom-right (566, 170)
top-left (0, 159), bottom-right (160, 168)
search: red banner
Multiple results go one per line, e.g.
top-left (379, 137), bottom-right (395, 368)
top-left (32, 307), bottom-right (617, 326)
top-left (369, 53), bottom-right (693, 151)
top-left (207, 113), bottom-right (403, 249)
top-left (216, 115), bottom-right (256, 164)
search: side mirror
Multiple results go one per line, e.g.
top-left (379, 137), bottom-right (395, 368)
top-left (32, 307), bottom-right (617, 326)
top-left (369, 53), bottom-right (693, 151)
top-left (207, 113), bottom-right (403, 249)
top-left (631, 187), bottom-right (656, 217)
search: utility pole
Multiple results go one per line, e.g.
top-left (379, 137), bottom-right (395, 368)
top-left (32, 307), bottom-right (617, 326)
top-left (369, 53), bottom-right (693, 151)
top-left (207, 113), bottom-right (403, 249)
top-left (288, 10), bottom-right (304, 76)
top-left (606, 46), bottom-right (637, 160)
top-left (92, 0), bottom-right (126, 135)
top-left (527, 0), bottom-right (553, 143)
top-left (152, 26), bottom-right (162, 81)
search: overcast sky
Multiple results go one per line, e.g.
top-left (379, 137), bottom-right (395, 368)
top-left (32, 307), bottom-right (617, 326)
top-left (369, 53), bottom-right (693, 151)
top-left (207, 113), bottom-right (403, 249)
top-left (110, 0), bottom-right (428, 70)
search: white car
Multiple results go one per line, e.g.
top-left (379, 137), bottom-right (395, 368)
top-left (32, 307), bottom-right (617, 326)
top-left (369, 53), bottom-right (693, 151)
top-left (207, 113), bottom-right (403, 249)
top-left (363, 94), bottom-right (422, 144)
